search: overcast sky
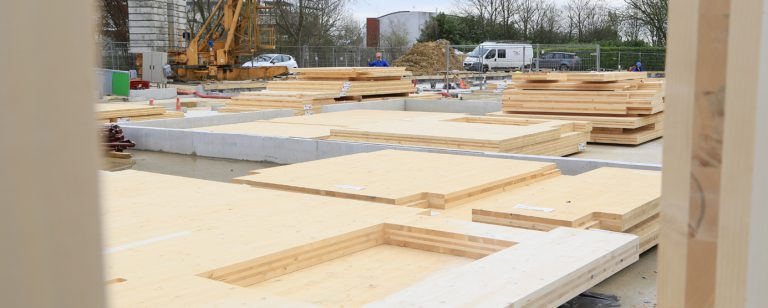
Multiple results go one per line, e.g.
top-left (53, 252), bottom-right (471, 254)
top-left (351, 0), bottom-right (455, 21)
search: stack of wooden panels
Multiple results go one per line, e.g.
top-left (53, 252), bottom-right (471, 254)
top-left (233, 151), bottom-right (661, 252)
top-left (470, 167), bottom-right (661, 252)
top-left (222, 67), bottom-right (416, 114)
top-left (96, 103), bottom-right (183, 123)
top-left (500, 72), bottom-right (665, 145)
top-left (104, 170), bottom-right (638, 307)
top-left (293, 67), bottom-right (413, 81)
top-left (234, 150), bottom-right (559, 209)
top-left (272, 67), bottom-right (414, 100)
top-left (219, 91), bottom-right (338, 115)
top-left (194, 110), bottom-right (591, 156)
top-left (327, 115), bottom-right (591, 156)
top-left (266, 80), bottom-right (415, 99)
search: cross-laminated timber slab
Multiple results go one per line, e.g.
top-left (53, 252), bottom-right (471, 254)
top-left (103, 170), bottom-right (638, 307)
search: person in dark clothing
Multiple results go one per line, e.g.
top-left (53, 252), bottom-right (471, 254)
top-left (368, 52), bottom-right (390, 67)
top-left (630, 61), bottom-right (643, 72)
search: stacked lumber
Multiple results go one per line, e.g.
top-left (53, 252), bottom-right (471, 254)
top-left (222, 67), bottom-right (416, 114)
top-left (104, 170), bottom-right (637, 307)
top-left (234, 150), bottom-right (559, 209)
top-left (219, 91), bottom-right (338, 115)
top-left (233, 151), bottom-right (661, 252)
top-left (327, 114), bottom-right (591, 156)
top-left (96, 103), bottom-right (183, 122)
top-left (274, 67), bottom-right (414, 100)
top-left (499, 72), bottom-right (665, 144)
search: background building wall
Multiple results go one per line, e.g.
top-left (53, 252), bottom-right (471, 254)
top-left (128, 0), bottom-right (187, 52)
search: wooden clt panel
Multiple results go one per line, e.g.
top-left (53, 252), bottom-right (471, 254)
top-left (103, 170), bottom-right (639, 307)
top-left (233, 150), bottom-right (559, 209)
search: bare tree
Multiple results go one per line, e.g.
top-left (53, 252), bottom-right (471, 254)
top-left (272, 0), bottom-right (354, 46)
top-left (623, 0), bottom-right (667, 45)
top-left (186, 0), bottom-right (216, 35)
top-left (99, 0), bottom-right (129, 42)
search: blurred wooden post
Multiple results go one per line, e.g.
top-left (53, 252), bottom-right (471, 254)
top-left (659, 0), bottom-right (768, 305)
top-left (0, 1), bottom-right (105, 307)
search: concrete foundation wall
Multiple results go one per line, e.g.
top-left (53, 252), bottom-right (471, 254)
top-left (405, 99), bottom-right (502, 115)
top-left (121, 99), bottom-right (659, 175)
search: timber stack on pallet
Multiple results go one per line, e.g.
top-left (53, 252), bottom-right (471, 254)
top-left (219, 91), bottom-right (339, 115)
top-left (233, 150), bottom-right (661, 252)
top-left (222, 67), bottom-right (415, 114)
top-left (494, 72), bottom-right (665, 145)
top-left (96, 103), bottom-right (183, 123)
top-left (193, 110), bottom-right (591, 156)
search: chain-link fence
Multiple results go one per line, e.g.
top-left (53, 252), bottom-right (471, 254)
top-left (100, 41), bottom-right (135, 71)
top-left (600, 51), bottom-right (666, 71)
top-left (273, 46), bottom-right (409, 68)
top-left (99, 42), bottom-right (665, 73)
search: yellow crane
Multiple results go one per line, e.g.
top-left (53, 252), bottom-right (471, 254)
top-left (172, 0), bottom-right (288, 81)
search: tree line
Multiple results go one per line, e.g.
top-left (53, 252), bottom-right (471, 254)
top-left (99, 0), bottom-right (665, 48)
top-left (419, 0), bottom-right (667, 46)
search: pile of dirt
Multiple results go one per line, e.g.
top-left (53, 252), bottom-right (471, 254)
top-left (393, 40), bottom-right (465, 75)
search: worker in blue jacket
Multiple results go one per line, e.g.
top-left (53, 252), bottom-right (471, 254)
top-left (368, 52), bottom-right (390, 67)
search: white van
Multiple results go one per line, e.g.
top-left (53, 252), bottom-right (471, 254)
top-left (463, 42), bottom-right (534, 72)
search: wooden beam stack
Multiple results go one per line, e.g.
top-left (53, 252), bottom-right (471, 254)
top-left (497, 72), bottom-right (665, 145)
top-left (222, 67), bottom-right (415, 114)
top-left (96, 103), bottom-right (183, 123)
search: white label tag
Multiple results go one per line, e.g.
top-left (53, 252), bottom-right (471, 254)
top-left (578, 142), bottom-right (587, 151)
top-left (303, 104), bottom-right (312, 110)
top-left (335, 184), bottom-right (365, 190)
top-left (514, 204), bottom-right (555, 213)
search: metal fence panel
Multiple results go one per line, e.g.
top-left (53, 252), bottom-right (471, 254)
top-left (98, 42), bottom-right (665, 73)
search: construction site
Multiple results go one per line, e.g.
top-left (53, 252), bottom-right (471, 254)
top-left (2, 1), bottom-right (766, 308)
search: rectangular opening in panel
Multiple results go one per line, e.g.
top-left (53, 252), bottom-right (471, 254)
top-left (198, 223), bottom-right (515, 306)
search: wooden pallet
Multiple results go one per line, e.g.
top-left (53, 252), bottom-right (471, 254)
top-left (470, 167), bottom-right (661, 252)
top-left (104, 170), bottom-right (638, 307)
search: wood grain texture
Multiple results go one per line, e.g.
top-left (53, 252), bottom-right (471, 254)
top-left (233, 150), bottom-right (558, 209)
top-left (714, 0), bottom-right (768, 305)
top-left (104, 170), bottom-right (638, 307)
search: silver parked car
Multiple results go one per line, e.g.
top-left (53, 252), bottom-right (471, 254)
top-left (534, 52), bottom-right (582, 71)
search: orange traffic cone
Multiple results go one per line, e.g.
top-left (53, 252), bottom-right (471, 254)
top-left (175, 97), bottom-right (181, 111)
top-left (459, 79), bottom-right (469, 89)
